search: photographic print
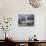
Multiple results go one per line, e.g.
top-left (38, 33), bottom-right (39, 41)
top-left (18, 14), bottom-right (34, 26)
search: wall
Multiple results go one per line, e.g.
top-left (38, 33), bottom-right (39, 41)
top-left (0, 0), bottom-right (46, 40)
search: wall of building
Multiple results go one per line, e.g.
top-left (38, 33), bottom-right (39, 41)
top-left (0, 0), bottom-right (46, 40)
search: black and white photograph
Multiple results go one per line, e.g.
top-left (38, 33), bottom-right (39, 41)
top-left (18, 14), bottom-right (34, 26)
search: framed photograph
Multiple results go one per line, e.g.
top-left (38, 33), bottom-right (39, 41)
top-left (18, 14), bottom-right (34, 26)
